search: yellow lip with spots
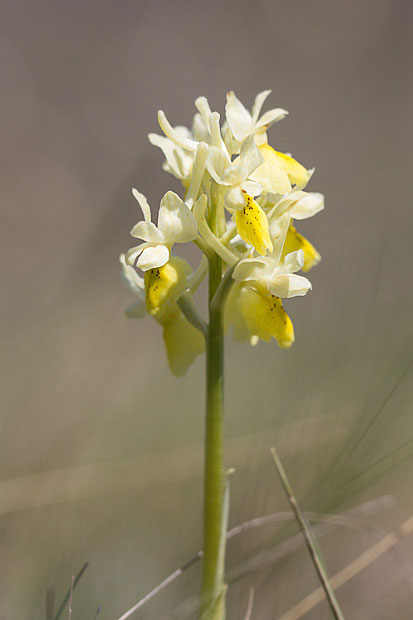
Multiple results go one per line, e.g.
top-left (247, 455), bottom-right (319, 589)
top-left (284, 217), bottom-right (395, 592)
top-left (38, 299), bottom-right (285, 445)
top-left (235, 191), bottom-right (273, 256)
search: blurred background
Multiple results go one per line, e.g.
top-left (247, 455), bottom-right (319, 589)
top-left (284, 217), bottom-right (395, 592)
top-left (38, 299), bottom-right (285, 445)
top-left (1, 0), bottom-right (413, 618)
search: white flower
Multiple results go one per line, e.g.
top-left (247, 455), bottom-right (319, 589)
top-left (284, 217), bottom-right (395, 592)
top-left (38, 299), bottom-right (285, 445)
top-left (148, 130), bottom-right (195, 181)
top-left (225, 90), bottom-right (288, 147)
top-left (267, 190), bottom-right (324, 221)
top-left (233, 248), bottom-right (311, 299)
top-left (126, 189), bottom-right (198, 271)
top-left (206, 135), bottom-right (264, 210)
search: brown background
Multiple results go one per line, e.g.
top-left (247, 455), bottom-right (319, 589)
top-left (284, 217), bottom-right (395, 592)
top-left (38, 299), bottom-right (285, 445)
top-left (1, 0), bottom-right (413, 618)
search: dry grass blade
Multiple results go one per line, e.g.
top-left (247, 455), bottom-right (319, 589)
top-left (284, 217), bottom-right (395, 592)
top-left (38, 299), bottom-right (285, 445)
top-left (117, 497), bottom-right (391, 620)
top-left (270, 446), bottom-right (345, 620)
top-left (53, 562), bottom-right (89, 620)
top-left (67, 576), bottom-right (74, 620)
top-left (280, 516), bottom-right (413, 620)
top-left (244, 588), bottom-right (255, 620)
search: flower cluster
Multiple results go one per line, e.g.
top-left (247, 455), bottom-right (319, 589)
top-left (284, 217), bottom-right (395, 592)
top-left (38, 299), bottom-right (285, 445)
top-left (121, 90), bottom-right (324, 375)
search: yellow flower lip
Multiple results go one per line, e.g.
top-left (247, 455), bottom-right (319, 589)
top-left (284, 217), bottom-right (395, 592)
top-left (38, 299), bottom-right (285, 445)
top-left (235, 191), bottom-right (273, 256)
top-left (144, 257), bottom-right (190, 319)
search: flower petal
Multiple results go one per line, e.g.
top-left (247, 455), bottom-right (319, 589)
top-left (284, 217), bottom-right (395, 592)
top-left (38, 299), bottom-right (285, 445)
top-left (287, 192), bottom-right (324, 220)
top-left (206, 147), bottom-right (232, 185)
top-left (255, 107), bottom-right (288, 129)
top-left (225, 91), bottom-right (253, 141)
top-left (251, 90), bottom-right (272, 124)
top-left (130, 221), bottom-right (165, 243)
top-left (223, 135), bottom-right (263, 184)
top-left (281, 224), bottom-right (321, 272)
top-left (235, 192), bottom-right (273, 255)
top-left (239, 286), bottom-right (295, 347)
top-left (144, 256), bottom-right (191, 318)
top-left (268, 273), bottom-right (311, 298)
top-left (148, 133), bottom-right (193, 180)
top-left (233, 257), bottom-right (273, 282)
top-left (158, 110), bottom-right (198, 152)
top-left (132, 188), bottom-right (152, 222)
top-left (136, 244), bottom-right (170, 271)
top-left (160, 308), bottom-right (205, 377)
top-left (250, 144), bottom-right (292, 194)
top-left (193, 195), bottom-right (239, 265)
top-left (158, 191), bottom-right (198, 244)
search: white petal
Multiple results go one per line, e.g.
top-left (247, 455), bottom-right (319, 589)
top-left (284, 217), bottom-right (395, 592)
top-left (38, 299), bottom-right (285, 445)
top-left (268, 213), bottom-right (290, 264)
top-left (225, 91), bottom-right (253, 142)
top-left (251, 90), bottom-right (272, 124)
top-left (193, 195), bottom-right (238, 265)
top-left (192, 112), bottom-right (210, 142)
top-left (158, 191), bottom-right (198, 244)
top-left (185, 142), bottom-right (209, 208)
top-left (158, 110), bottom-right (198, 152)
top-left (255, 107), bottom-right (288, 129)
top-left (288, 192), bottom-right (325, 220)
top-left (279, 249), bottom-right (305, 274)
top-left (195, 96), bottom-right (212, 131)
top-left (125, 243), bottom-right (147, 266)
top-left (233, 257), bottom-right (274, 282)
top-left (130, 221), bottom-right (165, 243)
top-left (223, 135), bottom-right (263, 184)
top-left (206, 147), bottom-right (232, 185)
top-left (132, 188), bottom-right (152, 222)
top-left (136, 244), bottom-right (170, 271)
top-left (268, 273), bottom-right (311, 298)
top-left (209, 111), bottom-right (226, 152)
top-left (148, 133), bottom-right (193, 180)
top-left (241, 180), bottom-right (263, 197)
top-left (224, 186), bottom-right (245, 211)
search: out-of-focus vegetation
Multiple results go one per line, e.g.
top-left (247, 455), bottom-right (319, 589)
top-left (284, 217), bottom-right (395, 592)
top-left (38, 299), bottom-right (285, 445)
top-left (1, 0), bottom-right (413, 618)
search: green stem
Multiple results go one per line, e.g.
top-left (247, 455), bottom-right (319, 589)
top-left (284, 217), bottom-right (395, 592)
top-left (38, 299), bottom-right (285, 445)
top-left (200, 200), bottom-right (226, 618)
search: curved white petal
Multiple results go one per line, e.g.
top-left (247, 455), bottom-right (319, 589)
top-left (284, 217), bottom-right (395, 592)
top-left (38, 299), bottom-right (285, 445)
top-left (225, 91), bottom-right (253, 142)
top-left (255, 108), bottom-right (288, 129)
top-left (125, 243), bottom-right (148, 266)
top-left (224, 185), bottom-right (245, 211)
top-left (192, 112), bottom-right (210, 143)
top-left (241, 180), bottom-right (263, 197)
top-left (148, 133), bottom-right (193, 180)
top-left (268, 273), bottom-right (311, 298)
top-left (158, 191), bottom-right (198, 244)
top-left (223, 135), bottom-right (263, 184)
top-left (251, 90), bottom-right (272, 124)
top-left (130, 220), bottom-right (165, 243)
top-left (278, 249), bottom-right (305, 275)
top-left (288, 192), bottom-right (325, 220)
top-left (206, 147), bottom-right (232, 185)
top-left (185, 142), bottom-right (209, 208)
top-left (136, 244), bottom-right (170, 271)
top-left (193, 195), bottom-right (238, 265)
top-left (158, 110), bottom-right (198, 152)
top-left (268, 213), bottom-right (290, 264)
top-left (233, 257), bottom-right (274, 282)
top-left (132, 188), bottom-right (152, 222)
top-left (195, 96), bottom-right (212, 132)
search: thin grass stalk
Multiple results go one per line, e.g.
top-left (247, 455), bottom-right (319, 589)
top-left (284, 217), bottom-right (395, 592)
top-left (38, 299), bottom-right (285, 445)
top-left (270, 447), bottom-right (345, 620)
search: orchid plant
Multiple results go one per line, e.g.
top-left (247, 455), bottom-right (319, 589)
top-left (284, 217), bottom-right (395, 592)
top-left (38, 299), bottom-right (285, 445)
top-left (120, 90), bottom-right (324, 618)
